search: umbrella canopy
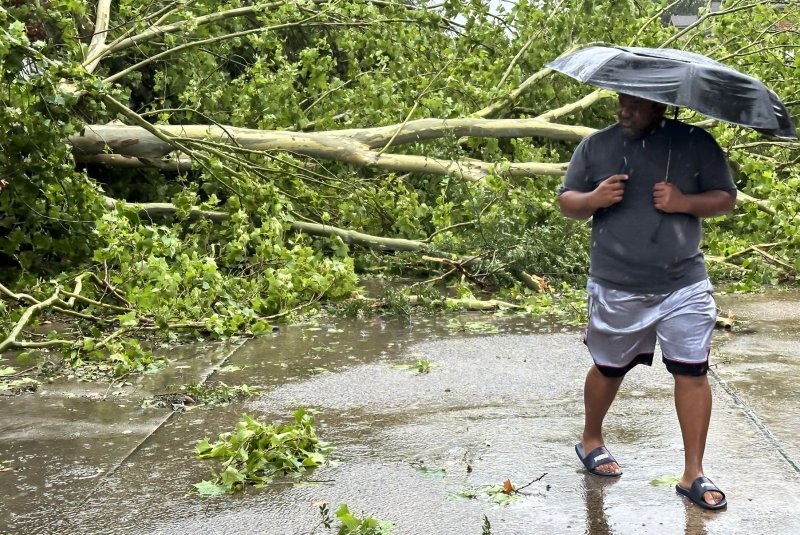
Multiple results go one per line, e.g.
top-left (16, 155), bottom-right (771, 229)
top-left (546, 46), bottom-right (797, 139)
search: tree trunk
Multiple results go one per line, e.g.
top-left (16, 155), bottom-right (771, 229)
top-left (70, 119), bottom-right (589, 179)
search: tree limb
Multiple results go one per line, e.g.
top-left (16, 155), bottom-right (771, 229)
top-left (474, 42), bottom-right (587, 119)
top-left (10, 340), bottom-right (76, 349)
top-left (104, 195), bottom-right (230, 223)
top-left (75, 154), bottom-right (193, 172)
top-left (103, 12), bottom-right (331, 84)
top-left (290, 220), bottom-right (429, 252)
top-left (731, 141), bottom-right (800, 150)
top-left (534, 89), bottom-right (609, 122)
top-left (472, 66), bottom-right (555, 119)
top-left (736, 191), bottom-right (776, 215)
top-left (65, 272), bottom-right (89, 308)
top-left (0, 288), bottom-right (62, 354)
top-left (70, 120), bottom-right (586, 180)
top-left (83, 0), bottom-right (113, 73)
top-left (406, 295), bottom-right (521, 310)
top-left (102, 196), bottom-right (431, 253)
top-left (338, 117), bottom-right (594, 146)
top-left (706, 255), bottom-right (749, 272)
top-left (60, 290), bottom-right (130, 313)
top-left (722, 243), bottom-right (794, 272)
top-left (420, 255), bottom-right (486, 288)
top-left (83, 1), bottom-right (283, 67)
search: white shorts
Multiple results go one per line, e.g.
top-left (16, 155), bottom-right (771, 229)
top-left (585, 278), bottom-right (716, 377)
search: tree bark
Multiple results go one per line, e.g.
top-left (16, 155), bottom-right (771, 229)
top-left (70, 119), bottom-right (587, 179)
top-left (84, 0), bottom-right (112, 73)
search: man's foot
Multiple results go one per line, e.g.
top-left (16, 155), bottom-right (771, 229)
top-left (575, 443), bottom-right (622, 477)
top-left (676, 475), bottom-right (726, 510)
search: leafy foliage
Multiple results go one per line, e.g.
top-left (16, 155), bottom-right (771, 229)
top-left (455, 475), bottom-right (546, 505)
top-left (446, 319), bottom-right (500, 334)
top-left (0, 376), bottom-right (40, 395)
top-left (333, 504), bottom-right (394, 535)
top-left (69, 339), bottom-right (166, 381)
top-left (393, 358), bottom-right (435, 374)
top-left (194, 409), bottom-right (332, 495)
top-left (140, 381), bottom-right (260, 411)
top-left (454, 482), bottom-right (524, 505)
top-left (316, 503), bottom-right (394, 535)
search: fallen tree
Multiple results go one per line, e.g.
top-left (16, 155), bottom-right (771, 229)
top-left (70, 119), bottom-right (582, 181)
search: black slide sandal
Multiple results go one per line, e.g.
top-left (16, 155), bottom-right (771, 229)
top-left (575, 443), bottom-right (622, 477)
top-left (676, 476), bottom-right (727, 510)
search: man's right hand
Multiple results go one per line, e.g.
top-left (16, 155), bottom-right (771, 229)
top-left (591, 174), bottom-right (628, 208)
top-left (557, 174), bottom-right (628, 220)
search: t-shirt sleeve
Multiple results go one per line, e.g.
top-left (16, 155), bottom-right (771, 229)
top-left (695, 130), bottom-right (737, 197)
top-left (559, 138), bottom-right (594, 195)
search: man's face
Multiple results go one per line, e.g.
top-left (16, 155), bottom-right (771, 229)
top-left (617, 94), bottom-right (665, 138)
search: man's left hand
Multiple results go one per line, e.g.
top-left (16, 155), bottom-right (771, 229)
top-left (652, 181), bottom-right (687, 213)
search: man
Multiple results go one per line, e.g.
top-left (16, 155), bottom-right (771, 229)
top-left (558, 94), bottom-right (736, 510)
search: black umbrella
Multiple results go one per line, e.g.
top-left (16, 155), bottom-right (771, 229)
top-left (546, 45), bottom-right (797, 139)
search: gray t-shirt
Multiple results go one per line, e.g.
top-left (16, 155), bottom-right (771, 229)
top-left (560, 119), bottom-right (736, 293)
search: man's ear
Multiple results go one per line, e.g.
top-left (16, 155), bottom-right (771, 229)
top-left (654, 103), bottom-right (668, 116)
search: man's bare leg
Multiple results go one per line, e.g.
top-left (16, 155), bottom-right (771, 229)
top-left (580, 365), bottom-right (624, 475)
top-left (674, 374), bottom-right (723, 505)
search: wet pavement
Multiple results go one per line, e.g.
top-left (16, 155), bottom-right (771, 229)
top-left (1, 291), bottom-right (799, 534)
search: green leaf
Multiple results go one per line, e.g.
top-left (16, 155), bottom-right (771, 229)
top-left (117, 311), bottom-right (138, 327)
top-left (650, 475), bottom-right (681, 487)
top-left (414, 466), bottom-right (447, 477)
top-left (193, 480), bottom-right (227, 497)
top-left (335, 504), bottom-right (360, 530)
top-left (195, 438), bottom-right (213, 455)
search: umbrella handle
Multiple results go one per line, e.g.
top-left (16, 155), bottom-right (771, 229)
top-left (651, 141), bottom-right (672, 242)
top-left (650, 216), bottom-right (664, 243)
top-left (663, 141), bottom-right (672, 184)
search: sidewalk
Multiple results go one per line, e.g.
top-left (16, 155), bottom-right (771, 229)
top-left (1, 293), bottom-right (799, 534)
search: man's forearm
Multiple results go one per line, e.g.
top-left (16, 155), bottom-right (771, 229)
top-left (558, 190), bottom-right (597, 220)
top-left (682, 190), bottom-right (736, 218)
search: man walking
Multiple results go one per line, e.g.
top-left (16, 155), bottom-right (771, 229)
top-left (558, 94), bottom-right (736, 510)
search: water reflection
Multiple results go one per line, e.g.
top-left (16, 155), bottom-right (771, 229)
top-left (681, 496), bottom-right (709, 535)
top-left (582, 473), bottom-right (616, 535)
top-left (581, 472), bottom-right (712, 535)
